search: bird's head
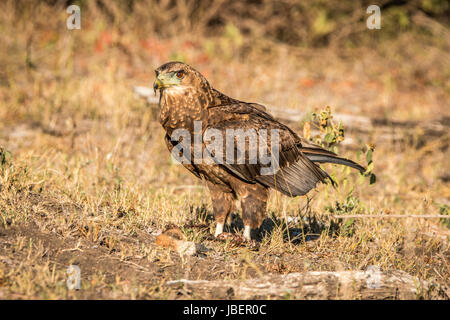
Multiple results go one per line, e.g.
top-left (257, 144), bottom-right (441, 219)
top-left (153, 61), bottom-right (209, 94)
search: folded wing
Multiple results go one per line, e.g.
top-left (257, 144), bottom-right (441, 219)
top-left (206, 103), bottom-right (340, 196)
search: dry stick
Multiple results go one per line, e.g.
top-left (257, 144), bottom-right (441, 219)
top-left (334, 215), bottom-right (449, 219)
top-left (165, 270), bottom-right (433, 299)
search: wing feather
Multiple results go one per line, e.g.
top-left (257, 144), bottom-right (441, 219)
top-left (205, 103), bottom-right (332, 196)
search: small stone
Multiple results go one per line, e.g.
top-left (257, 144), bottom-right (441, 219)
top-left (176, 241), bottom-right (196, 256)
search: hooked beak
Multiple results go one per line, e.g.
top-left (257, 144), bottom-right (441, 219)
top-left (153, 78), bottom-right (163, 94)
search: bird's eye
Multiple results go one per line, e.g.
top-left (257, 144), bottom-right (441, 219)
top-left (176, 71), bottom-right (184, 79)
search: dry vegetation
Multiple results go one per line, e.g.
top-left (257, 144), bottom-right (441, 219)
top-left (0, 0), bottom-right (449, 299)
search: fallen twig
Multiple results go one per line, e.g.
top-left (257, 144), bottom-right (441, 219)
top-left (165, 269), bottom-right (435, 299)
top-left (333, 215), bottom-right (449, 219)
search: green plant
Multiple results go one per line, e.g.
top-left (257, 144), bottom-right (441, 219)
top-left (439, 205), bottom-right (449, 229)
top-left (304, 106), bottom-right (376, 186)
top-left (0, 147), bottom-right (12, 172)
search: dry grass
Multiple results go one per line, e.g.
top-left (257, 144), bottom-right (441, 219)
top-left (0, 1), bottom-right (448, 299)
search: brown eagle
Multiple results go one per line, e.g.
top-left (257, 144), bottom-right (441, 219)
top-left (153, 61), bottom-right (365, 240)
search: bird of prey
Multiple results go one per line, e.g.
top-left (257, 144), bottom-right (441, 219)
top-left (153, 61), bottom-right (365, 240)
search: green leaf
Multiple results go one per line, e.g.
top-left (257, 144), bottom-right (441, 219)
top-left (359, 174), bottom-right (365, 185)
top-left (366, 149), bottom-right (373, 164)
top-left (324, 133), bottom-right (333, 143)
top-left (365, 162), bottom-right (374, 174)
top-left (345, 218), bottom-right (354, 227)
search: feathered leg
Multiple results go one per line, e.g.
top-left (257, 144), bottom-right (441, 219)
top-left (207, 182), bottom-right (236, 237)
top-left (240, 184), bottom-right (269, 240)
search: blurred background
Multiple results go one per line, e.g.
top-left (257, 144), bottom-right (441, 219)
top-left (2, 0), bottom-right (449, 120)
top-left (0, 0), bottom-right (449, 299)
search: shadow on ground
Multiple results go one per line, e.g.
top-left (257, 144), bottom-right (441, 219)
top-left (187, 205), bottom-right (344, 244)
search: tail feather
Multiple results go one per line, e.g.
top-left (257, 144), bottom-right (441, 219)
top-left (254, 145), bottom-right (365, 198)
top-left (256, 156), bottom-right (336, 197)
top-left (300, 147), bottom-right (366, 174)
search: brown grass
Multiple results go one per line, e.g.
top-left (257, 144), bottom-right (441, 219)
top-left (0, 1), bottom-right (448, 299)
